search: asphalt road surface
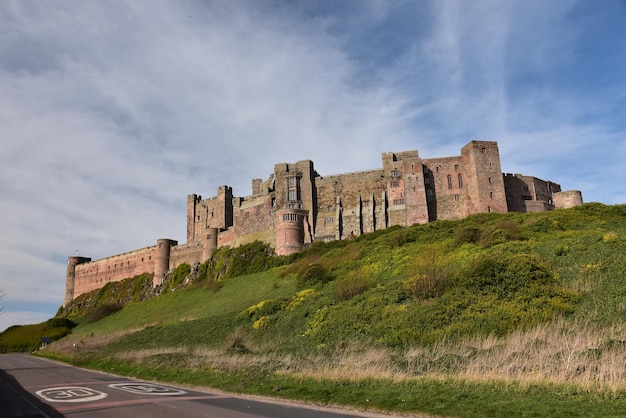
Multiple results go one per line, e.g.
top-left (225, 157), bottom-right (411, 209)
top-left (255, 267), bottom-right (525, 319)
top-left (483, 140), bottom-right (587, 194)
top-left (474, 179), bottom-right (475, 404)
top-left (0, 353), bottom-right (402, 418)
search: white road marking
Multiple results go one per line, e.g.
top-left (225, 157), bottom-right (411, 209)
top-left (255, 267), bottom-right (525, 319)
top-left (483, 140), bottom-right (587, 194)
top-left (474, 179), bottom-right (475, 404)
top-left (36, 386), bottom-right (108, 403)
top-left (108, 383), bottom-right (187, 395)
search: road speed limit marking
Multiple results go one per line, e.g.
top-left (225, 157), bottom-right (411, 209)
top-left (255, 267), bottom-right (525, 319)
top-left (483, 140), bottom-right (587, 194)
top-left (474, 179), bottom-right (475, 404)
top-left (108, 383), bottom-right (187, 395)
top-left (36, 386), bottom-right (108, 403)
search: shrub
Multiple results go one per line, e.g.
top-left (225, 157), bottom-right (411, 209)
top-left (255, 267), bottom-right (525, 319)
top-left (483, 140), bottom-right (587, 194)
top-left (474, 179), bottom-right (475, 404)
top-left (453, 226), bottom-right (481, 246)
top-left (462, 253), bottom-right (553, 296)
top-left (297, 263), bottom-right (331, 288)
top-left (88, 303), bottom-right (123, 323)
top-left (227, 240), bottom-right (284, 277)
top-left (405, 249), bottom-right (452, 301)
top-left (478, 220), bottom-right (522, 247)
top-left (46, 318), bottom-right (77, 329)
top-left (334, 273), bottom-right (370, 301)
top-left (170, 263), bottom-right (192, 288)
top-left (224, 327), bottom-right (253, 354)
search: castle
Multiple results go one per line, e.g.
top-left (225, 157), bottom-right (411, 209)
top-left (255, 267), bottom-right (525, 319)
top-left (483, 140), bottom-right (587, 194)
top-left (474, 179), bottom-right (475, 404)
top-left (63, 140), bottom-right (582, 306)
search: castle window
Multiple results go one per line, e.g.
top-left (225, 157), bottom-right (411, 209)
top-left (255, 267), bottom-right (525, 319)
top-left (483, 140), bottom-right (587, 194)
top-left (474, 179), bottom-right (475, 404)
top-left (458, 174), bottom-right (463, 188)
top-left (327, 205), bottom-right (334, 212)
top-left (391, 168), bottom-right (400, 178)
top-left (283, 213), bottom-right (298, 222)
top-left (391, 181), bottom-right (400, 188)
top-left (482, 147), bottom-right (486, 154)
top-left (362, 201), bottom-right (370, 207)
top-left (454, 194), bottom-right (460, 201)
top-left (447, 175), bottom-right (453, 190)
top-left (423, 166), bottom-right (429, 174)
top-left (324, 216), bottom-right (334, 225)
top-left (287, 175), bottom-right (301, 202)
top-left (197, 215), bottom-right (200, 221)
top-left (393, 199), bottom-right (405, 205)
top-left (490, 191), bottom-right (493, 199)
top-left (454, 164), bottom-right (459, 171)
top-left (427, 188), bottom-right (434, 202)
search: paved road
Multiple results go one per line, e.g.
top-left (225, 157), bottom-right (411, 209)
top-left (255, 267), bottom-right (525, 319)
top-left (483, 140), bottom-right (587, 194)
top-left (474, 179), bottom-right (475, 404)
top-left (0, 354), bottom-right (400, 418)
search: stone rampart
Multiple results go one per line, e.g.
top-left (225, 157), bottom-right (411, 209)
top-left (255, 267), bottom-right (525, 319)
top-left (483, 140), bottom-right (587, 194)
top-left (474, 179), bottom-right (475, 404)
top-left (73, 245), bottom-right (156, 298)
top-left (169, 242), bottom-right (203, 269)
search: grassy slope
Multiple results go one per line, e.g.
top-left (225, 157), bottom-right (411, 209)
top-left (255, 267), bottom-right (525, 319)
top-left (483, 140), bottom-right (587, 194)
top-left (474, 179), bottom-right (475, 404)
top-left (36, 203), bottom-right (626, 417)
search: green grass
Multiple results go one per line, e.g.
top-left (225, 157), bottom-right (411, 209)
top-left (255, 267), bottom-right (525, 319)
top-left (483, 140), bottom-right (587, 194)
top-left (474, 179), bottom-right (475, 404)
top-left (25, 203), bottom-right (626, 416)
top-left (40, 355), bottom-right (626, 418)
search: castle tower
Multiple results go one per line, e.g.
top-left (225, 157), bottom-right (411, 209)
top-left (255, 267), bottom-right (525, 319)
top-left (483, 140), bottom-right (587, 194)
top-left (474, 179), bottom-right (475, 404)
top-left (553, 190), bottom-right (583, 209)
top-left (202, 227), bottom-right (219, 261)
top-left (63, 256), bottom-right (91, 307)
top-left (461, 141), bottom-right (508, 215)
top-left (153, 239), bottom-right (177, 287)
top-left (276, 208), bottom-right (308, 256)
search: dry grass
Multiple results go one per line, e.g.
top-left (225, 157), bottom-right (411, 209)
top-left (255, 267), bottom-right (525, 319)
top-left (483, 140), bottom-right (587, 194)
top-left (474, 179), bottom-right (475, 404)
top-left (98, 318), bottom-right (626, 392)
top-left (45, 314), bottom-right (626, 394)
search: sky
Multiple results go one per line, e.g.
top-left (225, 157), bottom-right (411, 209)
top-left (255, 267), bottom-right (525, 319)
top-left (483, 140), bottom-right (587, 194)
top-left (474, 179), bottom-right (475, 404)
top-left (1, 0), bottom-right (625, 332)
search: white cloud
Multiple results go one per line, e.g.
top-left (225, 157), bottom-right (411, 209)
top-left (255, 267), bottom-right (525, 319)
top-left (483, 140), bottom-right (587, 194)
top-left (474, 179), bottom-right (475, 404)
top-left (1, 0), bottom-right (625, 329)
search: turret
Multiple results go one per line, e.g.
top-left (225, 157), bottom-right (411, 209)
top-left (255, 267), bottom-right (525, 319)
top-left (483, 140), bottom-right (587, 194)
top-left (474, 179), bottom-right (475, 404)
top-left (63, 256), bottom-right (91, 307)
top-left (276, 208), bottom-right (308, 256)
top-left (153, 239), bottom-right (177, 287)
top-left (202, 227), bottom-right (218, 261)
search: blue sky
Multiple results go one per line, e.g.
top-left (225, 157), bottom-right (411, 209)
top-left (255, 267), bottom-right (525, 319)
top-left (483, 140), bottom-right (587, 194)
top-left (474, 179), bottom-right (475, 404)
top-left (1, 0), bottom-right (625, 331)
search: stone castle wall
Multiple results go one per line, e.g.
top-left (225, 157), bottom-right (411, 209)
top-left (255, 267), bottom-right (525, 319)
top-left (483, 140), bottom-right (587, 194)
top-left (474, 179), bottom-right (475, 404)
top-left (314, 169), bottom-right (387, 240)
top-left (169, 242), bottom-right (203, 270)
top-left (73, 246), bottom-right (156, 297)
top-left (64, 139), bottom-right (582, 306)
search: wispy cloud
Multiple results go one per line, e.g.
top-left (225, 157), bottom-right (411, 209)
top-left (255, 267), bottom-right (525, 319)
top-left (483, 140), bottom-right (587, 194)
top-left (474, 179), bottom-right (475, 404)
top-left (1, 0), bottom-right (624, 327)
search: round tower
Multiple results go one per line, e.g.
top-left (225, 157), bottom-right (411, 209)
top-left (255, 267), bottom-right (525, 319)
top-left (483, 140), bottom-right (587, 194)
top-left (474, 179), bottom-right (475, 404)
top-left (63, 256), bottom-right (91, 307)
top-left (153, 239), bottom-right (177, 287)
top-left (276, 208), bottom-right (308, 256)
top-left (202, 227), bottom-right (218, 261)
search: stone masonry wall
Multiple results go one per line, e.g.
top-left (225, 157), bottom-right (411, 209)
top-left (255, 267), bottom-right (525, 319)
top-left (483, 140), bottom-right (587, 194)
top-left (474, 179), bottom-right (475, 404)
top-left (422, 156), bottom-right (466, 221)
top-left (73, 246), bottom-right (156, 298)
top-left (314, 169), bottom-right (387, 240)
top-left (169, 242), bottom-right (203, 269)
top-left (553, 190), bottom-right (583, 209)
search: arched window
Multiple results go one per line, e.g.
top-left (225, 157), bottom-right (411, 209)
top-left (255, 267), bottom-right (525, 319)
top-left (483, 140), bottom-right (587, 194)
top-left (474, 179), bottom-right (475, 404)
top-left (447, 175), bottom-right (453, 189)
top-left (458, 174), bottom-right (463, 188)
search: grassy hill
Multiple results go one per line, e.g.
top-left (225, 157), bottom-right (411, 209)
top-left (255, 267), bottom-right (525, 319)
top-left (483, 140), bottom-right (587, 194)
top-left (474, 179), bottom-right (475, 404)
top-left (18, 203), bottom-right (626, 416)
